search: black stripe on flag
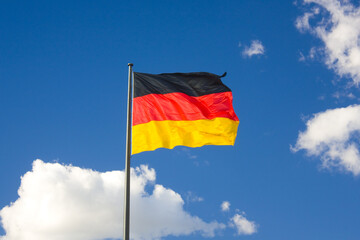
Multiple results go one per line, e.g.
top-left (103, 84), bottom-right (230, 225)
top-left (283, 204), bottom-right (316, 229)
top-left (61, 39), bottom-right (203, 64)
top-left (134, 72), bottom-right (231, 98)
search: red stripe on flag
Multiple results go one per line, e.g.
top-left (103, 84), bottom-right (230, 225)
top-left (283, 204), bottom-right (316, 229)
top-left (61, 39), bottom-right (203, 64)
top-left (133, 91), bottom-right (238, 126)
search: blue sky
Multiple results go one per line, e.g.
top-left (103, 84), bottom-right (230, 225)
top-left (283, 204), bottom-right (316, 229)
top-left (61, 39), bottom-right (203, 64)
top-left (1, 0), bottom-right (360, 239)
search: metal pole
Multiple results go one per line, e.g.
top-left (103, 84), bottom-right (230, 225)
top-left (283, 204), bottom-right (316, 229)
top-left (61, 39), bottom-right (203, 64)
top-left (123, 63), bottom-right (133, 240)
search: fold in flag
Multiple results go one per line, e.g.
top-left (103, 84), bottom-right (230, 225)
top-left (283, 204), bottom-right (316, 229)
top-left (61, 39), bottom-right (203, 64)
top-left (132, 72), bottom-right (239, 154)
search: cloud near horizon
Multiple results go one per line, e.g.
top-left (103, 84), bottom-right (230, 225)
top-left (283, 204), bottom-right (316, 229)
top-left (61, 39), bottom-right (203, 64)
top-left (0, 160), bottom-right (226, 240)
top-left (296, 0), bottom-right (360, 85)
top-left (293, 105), bottom-right (360, 176)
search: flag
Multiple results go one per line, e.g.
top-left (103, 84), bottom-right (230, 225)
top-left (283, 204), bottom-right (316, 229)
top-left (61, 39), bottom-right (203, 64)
top-left (132, 72), bottom-right (239, 154)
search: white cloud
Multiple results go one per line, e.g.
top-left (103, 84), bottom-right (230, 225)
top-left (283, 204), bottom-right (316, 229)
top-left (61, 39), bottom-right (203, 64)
top-left (295, 7), bottom-right (320, 32)
top-left (298, 47), bottom-right (319, 62)
top-left (185, 191), bottom-right (204, 203)
top-left (299, 51), bottom-right (306, 61)
top-left (0, 160), bottom-right (225, 240)
top-left (309, 47), bottom-right (317, 59)
top-left (221, 201), bottom-right (230, 212)
top-left (296, 0), bottom-right (360, 85)
top-left (332, 91), bottom-right (357, 99)
top-left (292, 105), bottom-right (360, 175)
top-left (242, 40), bottom-right (265, 57)
top-left (348, 93), bottom-right (356, 99)
top-left (230, 213), bottom-right (257, 235)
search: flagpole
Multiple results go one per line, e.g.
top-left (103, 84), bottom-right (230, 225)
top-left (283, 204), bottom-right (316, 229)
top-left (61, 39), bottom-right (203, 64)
top-left (123, 63), bottom-right (133, 240)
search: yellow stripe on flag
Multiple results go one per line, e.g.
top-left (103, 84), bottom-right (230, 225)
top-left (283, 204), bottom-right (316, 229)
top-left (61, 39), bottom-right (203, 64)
top-left (132, 118), bottom-right (239, 154)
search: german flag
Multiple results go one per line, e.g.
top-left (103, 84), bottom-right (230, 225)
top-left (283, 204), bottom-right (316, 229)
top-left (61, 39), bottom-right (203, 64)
top-left (132, 72), bottom-right (239, 154)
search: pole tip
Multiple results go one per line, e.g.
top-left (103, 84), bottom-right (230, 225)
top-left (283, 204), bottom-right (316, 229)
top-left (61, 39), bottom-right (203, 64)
top-left (128, 63), bottom-right (134, 67)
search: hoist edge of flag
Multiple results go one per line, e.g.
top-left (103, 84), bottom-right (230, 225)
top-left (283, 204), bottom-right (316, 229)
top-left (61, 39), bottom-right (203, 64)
top-left (131, 118), bottom-right (239, 155)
